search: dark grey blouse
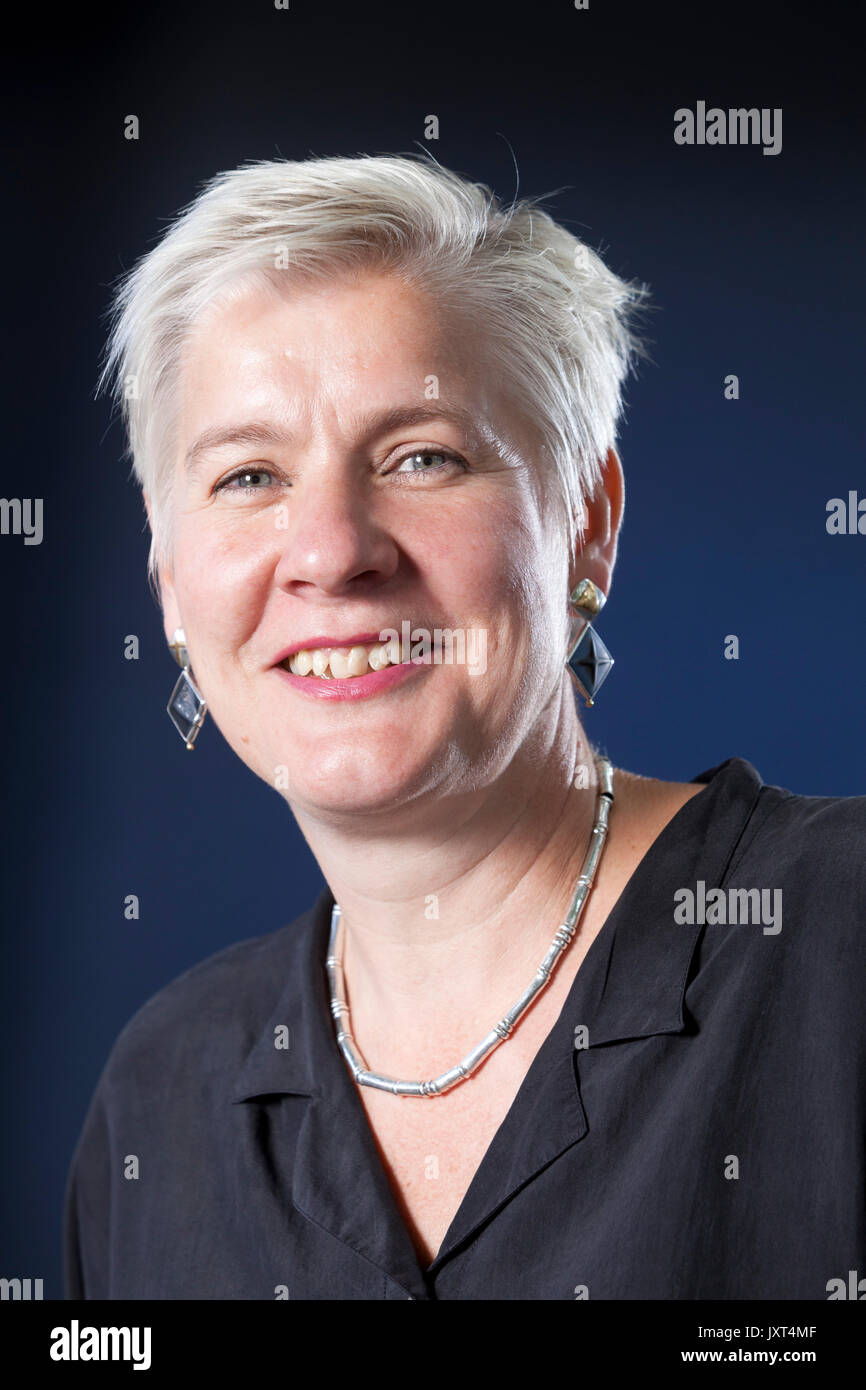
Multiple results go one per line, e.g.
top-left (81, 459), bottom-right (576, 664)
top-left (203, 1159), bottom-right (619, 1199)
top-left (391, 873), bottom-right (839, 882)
top-left (64, 756), bottom-right (866, 1300)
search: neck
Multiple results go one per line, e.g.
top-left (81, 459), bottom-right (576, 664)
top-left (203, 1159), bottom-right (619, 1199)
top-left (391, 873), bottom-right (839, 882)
top-left (292, 687), bottom-right (607, 1046)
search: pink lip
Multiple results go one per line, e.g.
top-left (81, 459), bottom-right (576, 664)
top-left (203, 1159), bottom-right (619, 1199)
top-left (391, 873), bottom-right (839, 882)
top-left (273, 655), bottom-right (429, 701)
top-left (271, 633), bottom-right (388, 666)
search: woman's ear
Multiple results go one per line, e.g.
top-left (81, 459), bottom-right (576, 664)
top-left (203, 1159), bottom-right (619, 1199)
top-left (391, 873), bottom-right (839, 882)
top-left (569, 448), bottom-right (625, 598)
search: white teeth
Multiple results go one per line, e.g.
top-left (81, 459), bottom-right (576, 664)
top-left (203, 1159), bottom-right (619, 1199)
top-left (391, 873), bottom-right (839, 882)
top-left (284, 638), bottom-right (406, 679)
top-left (292, 650), bottom-right (313, 676)
top-left (346, 645), bottom-right (369, 676)
top-left (367, 643), bottom-right (389, 670)
top-left (328, 648), bottom-right (350, 679)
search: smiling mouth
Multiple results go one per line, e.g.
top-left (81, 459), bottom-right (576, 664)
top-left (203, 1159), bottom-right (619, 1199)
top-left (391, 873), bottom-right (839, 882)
top-left (280, 636), bottom-right (431, 680)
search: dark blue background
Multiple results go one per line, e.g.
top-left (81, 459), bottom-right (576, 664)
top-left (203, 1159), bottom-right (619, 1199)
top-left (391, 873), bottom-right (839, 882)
top-left (2, 0), bottom-right (863, 1296)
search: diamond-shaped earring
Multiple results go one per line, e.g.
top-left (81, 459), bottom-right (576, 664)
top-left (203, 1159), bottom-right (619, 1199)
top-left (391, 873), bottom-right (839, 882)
top-left (566, 579), bottom-right (614, 707)
top-left (167, 627), bottom-right (207, 749)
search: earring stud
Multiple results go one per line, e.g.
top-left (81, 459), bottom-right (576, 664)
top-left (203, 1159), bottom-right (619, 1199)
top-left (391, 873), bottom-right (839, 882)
top-left (567, 580), bottom-right (614, 707)
top-left (166, 627), bottom-right (207, 749)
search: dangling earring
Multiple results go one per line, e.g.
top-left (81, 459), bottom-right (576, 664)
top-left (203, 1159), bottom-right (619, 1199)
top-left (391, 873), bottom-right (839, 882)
top-left (167, 627), bottom-right (207, 749)
top-left (566, 579), bottom-right (614, 707)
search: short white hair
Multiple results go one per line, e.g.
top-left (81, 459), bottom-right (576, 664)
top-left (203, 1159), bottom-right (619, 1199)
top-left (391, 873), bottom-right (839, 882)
top-left (98, 153), bottom-right (648, 581)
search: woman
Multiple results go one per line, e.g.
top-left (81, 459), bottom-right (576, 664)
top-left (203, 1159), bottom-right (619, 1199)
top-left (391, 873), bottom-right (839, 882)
top-left (65, 153), bottom-right (865, 1300)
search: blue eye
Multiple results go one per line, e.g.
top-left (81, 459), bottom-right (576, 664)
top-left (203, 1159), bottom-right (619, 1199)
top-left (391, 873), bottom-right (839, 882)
top-left (394, 450), bottom-right (464, 477)
top-left (216, 468), bottom-right (275, 491)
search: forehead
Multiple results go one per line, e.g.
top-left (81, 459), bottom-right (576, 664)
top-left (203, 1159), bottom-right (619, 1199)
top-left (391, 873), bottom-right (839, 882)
top-left (177, 269), bottom-right (485, 419)
top-left (171, 269), bottom-right (547, 494)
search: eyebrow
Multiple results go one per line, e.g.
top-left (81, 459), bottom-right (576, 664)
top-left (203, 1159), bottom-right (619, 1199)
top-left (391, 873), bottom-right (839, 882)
top-left (183, 404), bottom-right (503, 474)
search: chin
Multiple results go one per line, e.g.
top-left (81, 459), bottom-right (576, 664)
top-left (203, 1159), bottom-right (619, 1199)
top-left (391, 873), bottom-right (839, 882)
top-left (288, 770), bottom-right (422, 816)
top-left (266, 740), bottom-right (428, 805)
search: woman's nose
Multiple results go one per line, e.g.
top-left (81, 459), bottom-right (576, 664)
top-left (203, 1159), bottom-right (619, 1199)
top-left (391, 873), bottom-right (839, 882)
top-left (272, 468), bottom-right (400, 596)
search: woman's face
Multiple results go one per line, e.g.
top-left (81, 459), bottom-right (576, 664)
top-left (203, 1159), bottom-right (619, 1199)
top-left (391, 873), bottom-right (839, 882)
top-left (159, 268), bottom-right (577, 816)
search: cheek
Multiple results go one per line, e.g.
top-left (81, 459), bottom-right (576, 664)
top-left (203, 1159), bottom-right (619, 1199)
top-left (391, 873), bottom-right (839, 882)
top-left (455, 500), bottom-right (553, 627)
top-left (173, 525), bottom-right (272, 668)
top-left (428, 485), bottom-right (541, 598)
top-left (423, 503), bottom-right (556, 685)
top-left (475, 509), bottom-right (566, 681)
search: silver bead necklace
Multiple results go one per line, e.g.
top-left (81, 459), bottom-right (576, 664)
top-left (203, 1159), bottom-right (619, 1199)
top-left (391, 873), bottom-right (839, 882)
top-left (326, 754), bottom-right (615, 1098)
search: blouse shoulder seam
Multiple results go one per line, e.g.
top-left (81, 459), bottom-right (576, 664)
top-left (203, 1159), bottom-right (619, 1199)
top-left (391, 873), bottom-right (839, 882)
top-left (720, 784), bottom-right (796, 884)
